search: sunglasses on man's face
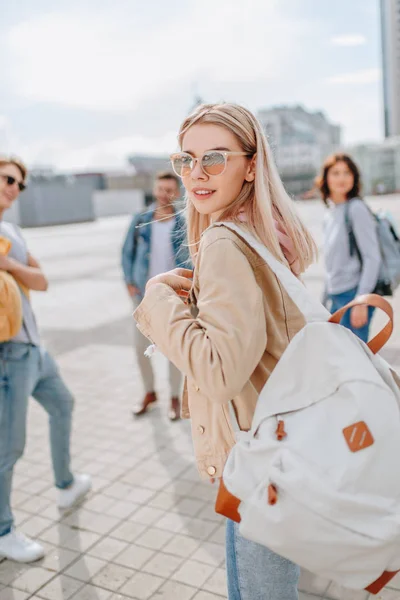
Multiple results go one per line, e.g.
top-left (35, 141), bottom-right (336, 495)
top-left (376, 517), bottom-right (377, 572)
top-left (170, 150), bottom-right (252, 178)
top-left (0, 174), bottom-right (26, 192)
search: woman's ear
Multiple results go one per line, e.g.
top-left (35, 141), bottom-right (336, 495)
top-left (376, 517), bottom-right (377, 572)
top-left (245, 154), bottom-right (257, 182)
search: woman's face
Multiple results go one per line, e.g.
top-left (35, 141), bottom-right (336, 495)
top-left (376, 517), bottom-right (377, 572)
top-left (0, 163), bottom-right (23, 210)
top-left (181, 123), bottom-right (254, 220)
top-left (326, 160), bottom-right (355, 200)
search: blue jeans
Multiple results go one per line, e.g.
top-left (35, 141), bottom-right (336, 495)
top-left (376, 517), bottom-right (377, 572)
top-left (226, 519), bottom-right (299, 600)
top-left (330, 287), bottom-right (375, 344)
top-left (0, 343), bottom-right (74, 536)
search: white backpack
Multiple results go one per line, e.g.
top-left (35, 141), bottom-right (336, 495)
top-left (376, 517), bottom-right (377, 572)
top-left (215, 222), bottom-right (400, 594)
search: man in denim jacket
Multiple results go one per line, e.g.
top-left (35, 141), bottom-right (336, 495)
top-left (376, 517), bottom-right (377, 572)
top-left (122, 172), bottom-right (190, 420)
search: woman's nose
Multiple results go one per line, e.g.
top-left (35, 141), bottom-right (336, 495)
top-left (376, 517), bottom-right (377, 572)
top-left (191, 159), bottom-right (207, 180)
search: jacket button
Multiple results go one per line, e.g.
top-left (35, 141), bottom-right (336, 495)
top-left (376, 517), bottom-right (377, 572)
top-left (194, 385), bottom-right (200, 392)
top-left (198, 426), bottom-right (205, 434)
top-left (207, 466), bottom-right (216, 476)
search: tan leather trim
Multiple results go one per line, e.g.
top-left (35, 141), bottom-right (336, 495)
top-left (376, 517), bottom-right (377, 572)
top-left (328, 293), bottom-right (394, 354)
top-left (215, 479), bottom-right (241, 522)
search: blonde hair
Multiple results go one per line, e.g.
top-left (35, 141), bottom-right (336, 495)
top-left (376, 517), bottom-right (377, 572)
top-left (0, 156), bottom-right (27, 182)
top-left (178, 103), bottom-right (317, 273)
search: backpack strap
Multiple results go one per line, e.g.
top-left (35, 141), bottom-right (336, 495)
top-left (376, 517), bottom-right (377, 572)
top-left (211, 222), bottom-right (330, 323)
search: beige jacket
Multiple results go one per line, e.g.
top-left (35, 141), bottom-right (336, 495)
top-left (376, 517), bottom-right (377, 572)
top-left (134, 225), bottom-right (306, 480)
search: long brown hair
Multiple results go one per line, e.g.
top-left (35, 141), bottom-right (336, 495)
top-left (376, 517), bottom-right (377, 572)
top-left (316, 153), bottom-right (361, 205)
top-left (177, 103), bottom-right (318, 274)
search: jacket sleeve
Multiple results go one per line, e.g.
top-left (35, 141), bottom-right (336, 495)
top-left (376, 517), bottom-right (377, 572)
top-left (121, 214), bottom-right (140, 285)
top-left (351, 202), bottom-right (381, 295)
top-left (133, 237), bottom-right (267, 404)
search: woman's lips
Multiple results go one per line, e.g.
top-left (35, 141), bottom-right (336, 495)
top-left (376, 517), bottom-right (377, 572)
top-left (192, 188), bottom-right (215, 199)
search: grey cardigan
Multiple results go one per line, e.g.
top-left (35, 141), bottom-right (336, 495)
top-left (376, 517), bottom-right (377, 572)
top-left (323, 198), bottom-right (381, 296)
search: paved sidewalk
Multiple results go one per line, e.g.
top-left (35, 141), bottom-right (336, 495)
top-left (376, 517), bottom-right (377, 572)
top-left (0, 198), bottom-right (399, 600)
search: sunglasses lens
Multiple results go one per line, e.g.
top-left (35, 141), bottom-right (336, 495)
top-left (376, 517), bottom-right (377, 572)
top-left (172, 154), bottom-right (193, 177)
top-left (19, 183), bottom-right (26, 192)
top-left (202, 152), bottom-right (226, 175)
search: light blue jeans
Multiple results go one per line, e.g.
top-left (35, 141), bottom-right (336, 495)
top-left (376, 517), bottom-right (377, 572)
top-left (0, 343), bottom-right (74, 536)
top-left (226, 519), bottom-right (299, 600)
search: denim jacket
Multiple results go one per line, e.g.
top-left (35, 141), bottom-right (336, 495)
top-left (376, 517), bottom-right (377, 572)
top-left (121, 206), bottom-right (191, 297)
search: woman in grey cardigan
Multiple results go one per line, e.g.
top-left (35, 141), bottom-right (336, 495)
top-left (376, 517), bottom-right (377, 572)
top-left (316, 153), bottom-right (381, 343)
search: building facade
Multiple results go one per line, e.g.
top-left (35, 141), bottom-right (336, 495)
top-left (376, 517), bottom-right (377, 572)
top-left (381, 0), bottom-right (400, 137)
top-left (258, 105), bottom-right (341, 196)
top-left (348, 137), bottom-right (400, 195)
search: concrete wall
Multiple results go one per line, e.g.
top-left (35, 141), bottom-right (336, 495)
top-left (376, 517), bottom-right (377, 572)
top-left (93, 189), bottom-right (145, 218)
top-left (18, 178), bottom-right (96, 227)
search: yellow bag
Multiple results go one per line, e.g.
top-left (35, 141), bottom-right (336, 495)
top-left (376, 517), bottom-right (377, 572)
top-left (0, 237), bottom-right (27, 342)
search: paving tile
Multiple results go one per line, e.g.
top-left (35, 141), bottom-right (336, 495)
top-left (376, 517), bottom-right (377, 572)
top-left (103, 501), bottom-right (138, 520)
top-left (207, 526), bottom-right (225, 545)
top-left (173, 499), bottom-right (205, 518)
top-left (151, 581), bottom-right (197, 600)
top-left (147, 493), bottom-right (178, 512)
top-left (125, 487), bottom-right (155, 506)
top-left (120, 572), bottom-right (164, 600)
top-left (11, 568), bottom-right (55, 595)
top-left (39, 523), bottom-right (76, 546)
top-left (82, 495), bottom-right (115, 515)
top-left (62, 509), bottom-right (121, 536)
top-left (113, 544), bottom-right (155, 570)
top-left (39, 547), bottom-right (80, 572)
top-left (87, 538), bottom-right (128, 562)
top-left (0, 588), bottom-right (30, 600)
top-left (91, 564), bottom-right (135, 592)
top-left (154, 513), bottom-right (185, 534)
top-left (21, 515), bottom-right (56, 538)
top-left (190, 543), bottom-right (225, 567)
top-left (135, 528), bottom-right (174, 551)
top-left (162, 535), bottom-right (200, 559)
top-left (179, 519), bottom-right (219, 542)
top-left (18, 496), bottom-right (51, 515)
top-left (202, 569), bottom-right (227, 597)
top-left (36, 575), bottom-right (84, 600)
top-left (69, 584), bottom-right (112, 600)
top-left (64, 556), bottom-right (108, 583)
top-left (0, 562), bottom-right (30, 586)
top-left (130, 507), bottom-right (165, 527)
top-left (142, 552), bottom-right (183, 578)
top-left (111, 522), bottom-right (147, 543)
top-left (61, 531), bottom-right (102, 553)
top-left (172, 560), bottom-right (215, 588)
top-left (192, 593), bottom-right (226, 600)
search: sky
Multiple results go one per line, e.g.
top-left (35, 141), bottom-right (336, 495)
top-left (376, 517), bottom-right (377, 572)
top-left (0, 0), bottom-right (383, 171)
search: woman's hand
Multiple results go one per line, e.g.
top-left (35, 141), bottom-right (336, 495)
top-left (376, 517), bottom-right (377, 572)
top-left (350, 305), bottom-right (368, 329)
top-left (146, 268), bottom-right (193, 299)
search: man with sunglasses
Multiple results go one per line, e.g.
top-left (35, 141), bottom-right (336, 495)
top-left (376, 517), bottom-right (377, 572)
top-left (0, 158), bottom-right (91, 563)
top-left (122, 171), bottom-right (190, 420)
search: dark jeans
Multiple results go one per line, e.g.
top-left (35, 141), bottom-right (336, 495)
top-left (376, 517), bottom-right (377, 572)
top-left (330, 287), bottom-right (375, 343)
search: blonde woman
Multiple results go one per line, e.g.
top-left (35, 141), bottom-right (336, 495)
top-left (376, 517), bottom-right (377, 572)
top-left (134, 104), bottom-right (317, 598)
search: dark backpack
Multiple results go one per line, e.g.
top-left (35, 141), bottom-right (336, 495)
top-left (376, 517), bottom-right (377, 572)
top-left (344, 199), bottom-right (400, 296)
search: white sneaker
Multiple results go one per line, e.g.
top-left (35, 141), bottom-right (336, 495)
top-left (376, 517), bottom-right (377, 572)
top-left (58, 474), bottom-right (92, 509)
top-left (0, 530), bottom-right (45, 562)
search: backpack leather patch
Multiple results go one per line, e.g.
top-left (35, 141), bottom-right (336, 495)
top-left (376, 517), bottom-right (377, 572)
top-left (343, 421), bottom-right (374, 452)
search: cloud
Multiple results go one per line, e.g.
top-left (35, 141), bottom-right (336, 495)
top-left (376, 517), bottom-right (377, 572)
top-left (16, 131), bottom-right (179, 171)
top-left (6, 1), bottom-right (308, 111)
top-left (330, 34), bottom-right (367, 47)
top-left (326, 68), bottom-right (381, 85)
